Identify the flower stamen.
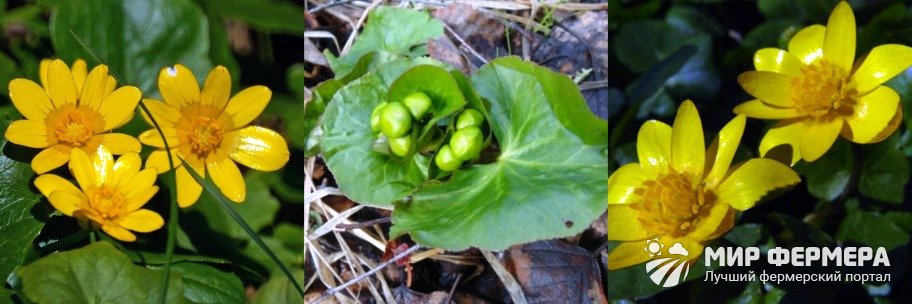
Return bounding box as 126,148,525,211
791,59,857,120
630,172,717,237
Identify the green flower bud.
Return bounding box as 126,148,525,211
435,145,462,172
449,126,483,161
402,91,432,119
455,108,484,129
370,102,388,133
379,102,412,138
388,136,413,157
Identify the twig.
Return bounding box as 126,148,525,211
481,250,528,304
314,244,422,303
307,0,359,14
336,217,392,230
442,22,488,64
444,273,462,304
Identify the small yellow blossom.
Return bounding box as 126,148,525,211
139,65,290,207
4,59,142,173
34,146,163,242
735,1,912,164
607,101,800,269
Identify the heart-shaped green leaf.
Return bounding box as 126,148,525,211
0,127,45,282
171,262,246,304
17,242,183,303
49,0,212,94
390,57,608,250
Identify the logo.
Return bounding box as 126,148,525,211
643,239,691,287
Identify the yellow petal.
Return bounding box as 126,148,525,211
851,44,912,94
707,208,736,240
759,119,805,166
68,147,98,189
798,118,842,162
670,100,705,180
32,146,70,174
158,64,200,108
138,127,180,149
99,86,141,130
754,48,803,76
123,186,158,213
636,120,671,178
80,64,109,110
717,158,799,210
226,126,289,171
733,99,800,119
71,59,87,92
737,71,795,107
102,225,136,242
108,152,141,187
822,1,855,72
140,99,180,127
843,86,901,144
34,174,81,201
120,209,164,233
46,59,78,106
5,119,50,148
789,25,825,64
121,169,159,200
8,79,54,121
607,205,649,241
176,166,204,207
207,157,246,203
689,202,732,240
225,86,271,128
607,241,653,270
705,115,745,188
201,66,231,109
607,163,647,205
104,76,116,96
92,145,114,185
146,149,182,173
38,59,50,90
47,190,86,216
100,133,141,154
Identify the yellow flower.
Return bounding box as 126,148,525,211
735,1,912,164
139,65,289,207
4,59,142,173
34,145,163,242
606,101,800,269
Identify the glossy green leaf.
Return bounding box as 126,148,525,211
858,135,910,204
250,271,304,304
0,124,45,282
797,140,853,201
321,58,444,206
724,224,764,247
203,0,303,34
17,242,183,304
50,0,212,94
324,6,443,76
241,236,299,276
171,262,246,304
390,57,608,250
837,200,910,250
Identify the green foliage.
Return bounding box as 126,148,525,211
170,262,246,304
323,6,443,77
249,270,304,304
17,242,184,303
837,200,911,250
797,140,854,201
202,0,302,34
858,135,910,204
0,130,44,282
49,0,212,94
390,57,608,250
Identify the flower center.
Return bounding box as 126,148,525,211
630,172,716,238
176,105,229,157
791,59,857,120
46,104,102,147
189,116,224,155
87,185,126,221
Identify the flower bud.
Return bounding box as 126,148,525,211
379,102,412,138
402,91,432,119
388,135,413,157
435,145,462,172
370,102,388,133
449,126,483,161
455,108,484,130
